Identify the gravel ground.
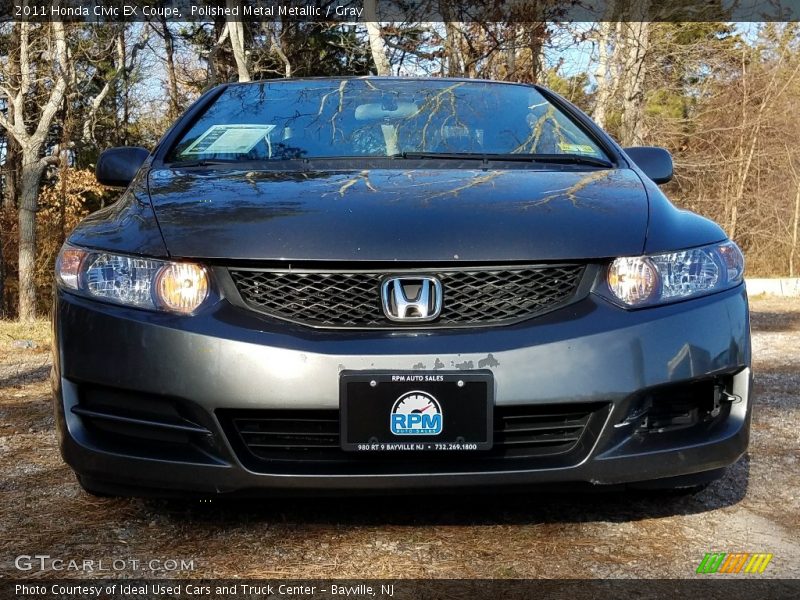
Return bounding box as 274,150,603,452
1,297,798,580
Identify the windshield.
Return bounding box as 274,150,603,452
166,79,609,163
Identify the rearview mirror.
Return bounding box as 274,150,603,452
354,101,418,121
96,147,149,187
623,146,673,184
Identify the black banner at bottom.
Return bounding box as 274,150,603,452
4,579,800,600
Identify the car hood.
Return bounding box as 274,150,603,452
146,167,648,262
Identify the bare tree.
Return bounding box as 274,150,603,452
728,37,800,239
592,21,615,129
0,20,70,321
650,22,800,274
205,21,230,88
81,24,149,144
618,19,651,146
0,211,5,316
264,22,292,78
3,134,20,210
788,151,800,277
2,25,21,211
226,0,251,82
152,17,181,120
589,1,651,144
364,0,391,75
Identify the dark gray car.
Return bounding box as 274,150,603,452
52,77,750,497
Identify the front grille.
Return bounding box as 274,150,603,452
218,403,609,474
229,265,585,328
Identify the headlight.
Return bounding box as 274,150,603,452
56,244,210,314
606,241,744,307
155,263,209,314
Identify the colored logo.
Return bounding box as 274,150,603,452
390,391,443,435
696,553,773,574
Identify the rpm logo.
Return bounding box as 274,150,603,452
390,391,443,435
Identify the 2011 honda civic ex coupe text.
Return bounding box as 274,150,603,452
52,77,751,497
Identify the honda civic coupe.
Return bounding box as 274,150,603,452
52,77,750,497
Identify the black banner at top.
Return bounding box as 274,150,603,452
4,0,800,23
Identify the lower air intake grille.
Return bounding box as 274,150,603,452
229,265,585,328
70,383,222,465
218,403,609,474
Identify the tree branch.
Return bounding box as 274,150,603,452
81,25,149,143
31,20,70,148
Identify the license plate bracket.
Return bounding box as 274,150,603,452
339,370,493,452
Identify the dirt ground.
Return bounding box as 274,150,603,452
1,296,798,580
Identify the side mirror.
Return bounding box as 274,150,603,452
96,147,149,187
623,146,673,184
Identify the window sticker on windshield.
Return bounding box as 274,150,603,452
182,124,275,155
558,142,597,155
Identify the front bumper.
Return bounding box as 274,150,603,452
52,285,752,495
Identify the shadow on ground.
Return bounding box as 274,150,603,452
139,456,749,527
750,309,800,332
0,364,50,388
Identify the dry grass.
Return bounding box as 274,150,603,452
0,319,50,344
0,319,51,358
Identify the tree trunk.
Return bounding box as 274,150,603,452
789,163,800,277
3,25,21,210
505,25,517,79
445,23,463,76
17,157,44,322
226,1,251,82
0,20,69,320
364,0,391,76
3,136,20,210
266,22,292,78
120,31,130,145
791,183,800,277
159,17,181,119
593,21,614,130
526,23,546,83
439,0,462,78
0,221,4,317
206,20,229,88
619,20,651,146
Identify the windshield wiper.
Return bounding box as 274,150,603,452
396,152,613,168
167,159,245,168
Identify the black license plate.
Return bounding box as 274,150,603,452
340,371,493,452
